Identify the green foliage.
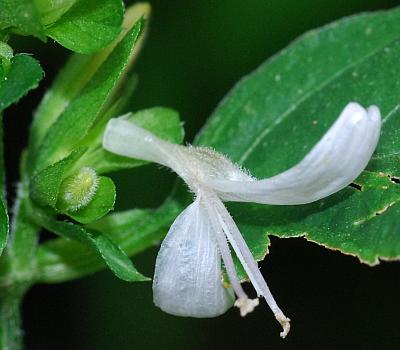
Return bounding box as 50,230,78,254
192,7,400,272
32,18,144,174
46,0,124,53
35,198,183,283
40,218,148,282
0,0,124,53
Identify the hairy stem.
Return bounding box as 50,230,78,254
0,283,29,350
0,181,41,349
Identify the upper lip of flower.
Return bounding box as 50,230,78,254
102,102,381,338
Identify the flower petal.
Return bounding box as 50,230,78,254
103,118,176,167
153,197,234,317
209,102,381,204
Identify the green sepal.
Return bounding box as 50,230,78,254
40,218,149,282
30,148,87,208
57,176,116,224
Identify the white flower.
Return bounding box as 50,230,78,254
102,102,381,338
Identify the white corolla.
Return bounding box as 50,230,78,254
102,102,381,338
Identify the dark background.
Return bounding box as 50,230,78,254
5,0,400,349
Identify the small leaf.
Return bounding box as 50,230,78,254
82,107,185,174
193,7,400,269
0,54,43,111
58,175,116,224
33,18,144,173
0,0,45,39
35,198,183,283
30,148,86,207
45,0,124,54
40,218,148,282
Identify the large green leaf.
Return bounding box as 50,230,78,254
33,18,144,173
35,198,183,283
45,0,124,54
192,7,400,270
39,218,149,282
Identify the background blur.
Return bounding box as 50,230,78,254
5,0,400,349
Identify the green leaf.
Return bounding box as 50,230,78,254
39,218,148,282
0,0,45,39
30,148,86,207
58,176,116,224
0,54,43,111
81,107,185,174
193,7,400,270
33,18,144,174
45,0,124,54
35,197,183,283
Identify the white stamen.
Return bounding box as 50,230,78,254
202,195,248,301
214,199,291,338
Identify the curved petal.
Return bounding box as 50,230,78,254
103,118,176,168
153,197,234,317
209,102,381,204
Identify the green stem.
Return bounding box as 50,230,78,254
0,283,28,350
0,181,41,350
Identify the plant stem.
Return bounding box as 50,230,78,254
0,283,28,350
0,181,40,350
